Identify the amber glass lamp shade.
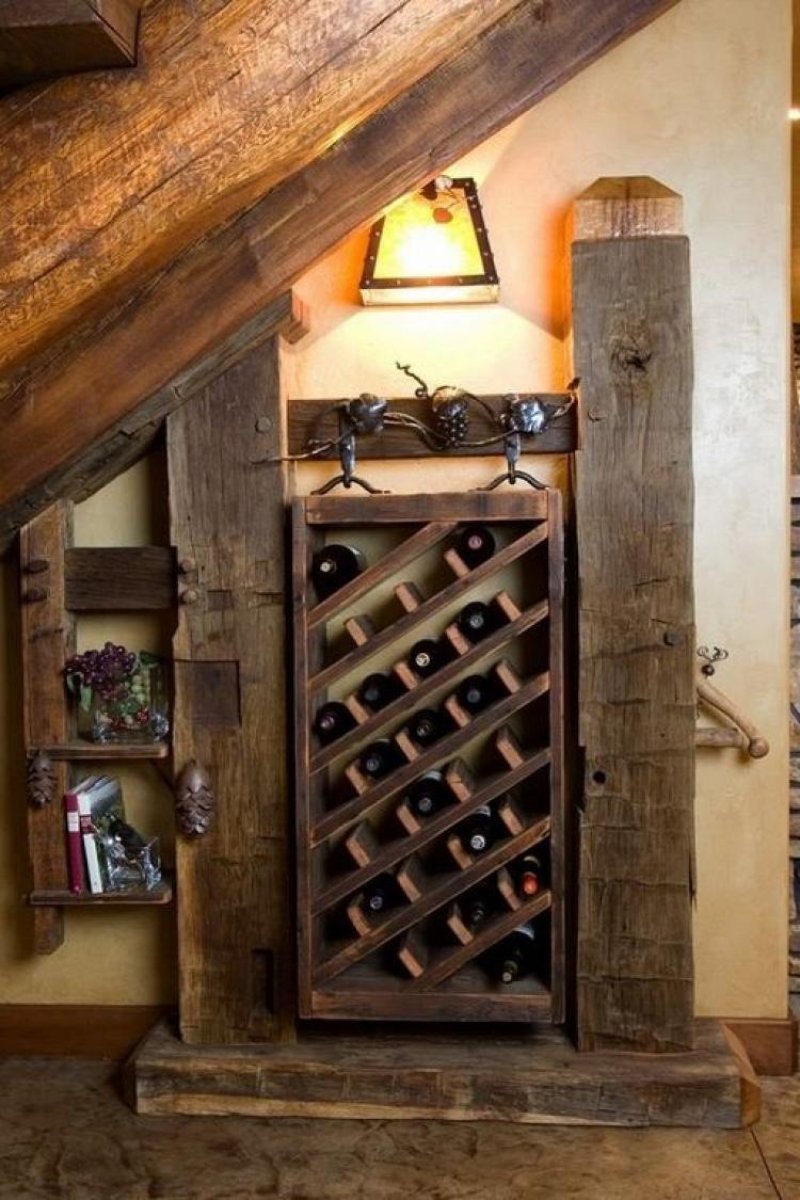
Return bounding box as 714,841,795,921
359,177,499,306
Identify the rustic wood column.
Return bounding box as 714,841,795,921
168,334,295,1045
572,178,695,1052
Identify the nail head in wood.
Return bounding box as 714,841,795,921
179,586,200,605
178,557,197,575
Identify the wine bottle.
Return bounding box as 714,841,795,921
358,671,402,712
358,738,401,780
408,707,451,747
463,885,495,929
456,601,495,644
458,803,495,854
454,524,496,568
311,543,366,599
407,637,452,678
498,923,537,984
361,872,401,915
406,771,449,818
512,852,544,898
455,673,493,714
312,700,357,745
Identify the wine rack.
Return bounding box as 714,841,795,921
292,491,564,1023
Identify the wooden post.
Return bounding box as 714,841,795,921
167,334,296,1045
572,178,695,1052
19,502,75,954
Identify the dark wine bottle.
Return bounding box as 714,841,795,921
463,885,495,929
456,601,495,644
454,524,496,568
455,672,493,714
408,707,451,747
358,738,401,780
358,671,402,712
312,700,357,745
407,637,451,678
512,852,544,899
361,872,401,915
311,543,366,599
406,771,449,818
458,803,495,854
498,923,537,984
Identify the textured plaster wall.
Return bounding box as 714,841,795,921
0,0,790,1014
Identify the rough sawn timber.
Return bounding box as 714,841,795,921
167,332,295,1045
0,0,140,90
129,1018,755,1127
571,178,695,1052
0,0,683,547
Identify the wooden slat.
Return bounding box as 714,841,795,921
0,0,682,544
309,524,548,695
310,599,549,773
313,749,551,914
288,394,577,458
65,546,176,610
315,813,553,984
308,522,457,629
29,876,172,906
168,335,295,1045
20,502,75,954
572,179,695,1053
33,742,169,761
411,890,552,991
312,671,551,846
305,493,549,525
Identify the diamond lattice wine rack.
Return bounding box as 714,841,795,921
292,491,564,1023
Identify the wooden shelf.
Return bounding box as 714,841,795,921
293,490,565,1024
29,875,174,907
34,741,170,761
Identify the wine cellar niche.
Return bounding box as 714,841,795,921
293,490,565,1023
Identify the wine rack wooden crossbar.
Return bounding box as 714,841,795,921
292,491,564,1024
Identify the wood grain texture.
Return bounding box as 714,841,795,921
65,546,176,610
0,0,682,545
0,0,139,89
724,1016,798,1077
572,187,695,1053
0,0,522,374
0,292,305,550
130,1018,750,1128
168,335,295,1045
19,502,75,954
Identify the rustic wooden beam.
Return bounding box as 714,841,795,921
0,0,523,377
19,501,75,954
572,177,696,1053
168,333,295,1045
0,0,682,547
287,394,577,458
0,292,307,548
0,0,140,89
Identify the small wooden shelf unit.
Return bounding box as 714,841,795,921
293,490,565,1024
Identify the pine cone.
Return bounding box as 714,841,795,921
175,760,215,838
27,751,55,808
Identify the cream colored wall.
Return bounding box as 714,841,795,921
289,0,792,1018
0,0,790,1016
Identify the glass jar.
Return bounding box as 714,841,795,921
90,659,169,744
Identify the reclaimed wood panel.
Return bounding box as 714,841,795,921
168,335,295,1045
65,546,176,610
0,0,682,547
572,180,695,1052
0,0,139,89
19,502,75,954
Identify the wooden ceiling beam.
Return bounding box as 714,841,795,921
0,1,140,89
0,0,682,548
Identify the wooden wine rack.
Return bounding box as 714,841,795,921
292,491,564,1023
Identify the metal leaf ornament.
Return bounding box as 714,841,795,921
347,394,387,435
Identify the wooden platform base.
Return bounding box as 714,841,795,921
128,1020,758,1128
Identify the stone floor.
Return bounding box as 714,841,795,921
0,1057,799,1200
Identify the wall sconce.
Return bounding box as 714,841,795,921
359,176,499,306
